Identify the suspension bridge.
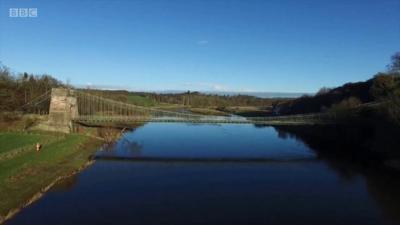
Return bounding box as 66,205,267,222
24,88,338,133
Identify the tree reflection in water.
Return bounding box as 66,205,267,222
120,138,143,157
272,125,400,225
50,176,79,193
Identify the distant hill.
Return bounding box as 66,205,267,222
81,89,290,108
275,73,399,115
156,90,309,99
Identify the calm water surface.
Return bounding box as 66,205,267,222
7,123,400,225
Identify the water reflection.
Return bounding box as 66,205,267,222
99,138,143,158
7,123,400,225
273,125,400,225
95,123,316,161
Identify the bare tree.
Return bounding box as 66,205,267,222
387,52,400,74
316,87,331,96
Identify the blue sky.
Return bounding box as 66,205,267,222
0,0,399,93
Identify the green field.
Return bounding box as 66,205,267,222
0,132,101,222
126,94,157,107
0,133,52,154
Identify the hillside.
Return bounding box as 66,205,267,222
81,89,291,108
275,73,400,115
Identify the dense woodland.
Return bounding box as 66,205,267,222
0,65,63,112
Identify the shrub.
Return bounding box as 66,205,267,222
0,112,21,122
385,94,400,125
97,127,122,143
22,116,38,130
370,73,397,100
329,97,361,120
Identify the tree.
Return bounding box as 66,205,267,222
387,52,400,73
316,87,331,96
0,64,63,112
387,95,400,124
337,97,361,108
370,73,396,100
328,97,362,120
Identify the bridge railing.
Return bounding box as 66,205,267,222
73,90,348,124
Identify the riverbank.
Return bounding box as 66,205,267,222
0,131,102,224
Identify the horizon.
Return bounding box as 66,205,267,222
74,84,311,98
1,0,399,93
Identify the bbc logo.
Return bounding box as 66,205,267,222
9,8,38,18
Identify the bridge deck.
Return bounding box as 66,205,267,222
73,114,335,125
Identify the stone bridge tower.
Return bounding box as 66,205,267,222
41,88,78,133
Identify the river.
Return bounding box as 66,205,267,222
6,123,400,225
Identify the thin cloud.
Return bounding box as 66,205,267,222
74,83,133,91
181,82,229,91
180,82,262,93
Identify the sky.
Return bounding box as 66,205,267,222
0,0,399,93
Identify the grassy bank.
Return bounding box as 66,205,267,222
0,131,102,223
221,106,273,117
153,105,272,117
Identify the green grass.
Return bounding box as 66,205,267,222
0,132,101,220
126,94,157,107
0,132,51,154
